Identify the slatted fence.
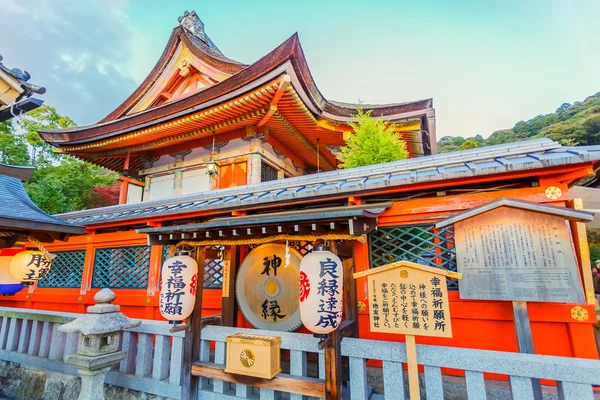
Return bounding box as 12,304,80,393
1,307,599,399
0,307,183,398
342,337,600,400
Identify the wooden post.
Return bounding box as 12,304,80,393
567,198,597,305
511,301,543,400
343,256,357,336
405,334,420,400
181,246,206,400
221,245,239,327
118,152,131,205
324,328,342,400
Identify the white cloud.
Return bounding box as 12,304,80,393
0,0,138,126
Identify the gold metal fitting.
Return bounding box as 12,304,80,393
357,301,366,313
545,186,562,200
570,306,588,322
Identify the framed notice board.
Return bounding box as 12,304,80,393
452,206,585,303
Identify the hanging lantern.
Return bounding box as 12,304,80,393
9,250,52,285
299,246,343,335
159,250,198,324
0,251,24,296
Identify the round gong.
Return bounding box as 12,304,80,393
236,243,303,331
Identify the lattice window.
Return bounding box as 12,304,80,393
368,225,458,289
261,162,279,182
92,246,151,289
162,246,223,289
38,250,86,288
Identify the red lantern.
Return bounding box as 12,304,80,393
159,250,198,324
299,246,343,335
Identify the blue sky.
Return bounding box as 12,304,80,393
1,0,599,138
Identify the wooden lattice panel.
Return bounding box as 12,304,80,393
92,246,151,289
38,250,86,288
368,225,458,289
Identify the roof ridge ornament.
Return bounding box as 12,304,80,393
178,10,206,42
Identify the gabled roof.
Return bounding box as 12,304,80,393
101,12,247,122
38,14,434,150
434,197,594,228
52,139,600,226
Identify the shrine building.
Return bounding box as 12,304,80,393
8,11,600,361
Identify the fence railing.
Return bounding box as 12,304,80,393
0,307,184,399
194,325,327,400
2,307,600,400
342,336,600,400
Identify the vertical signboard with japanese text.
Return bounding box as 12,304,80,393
362,263,454,338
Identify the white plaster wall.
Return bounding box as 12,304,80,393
149,174,174,200
182,167,210,195
126,184,143,204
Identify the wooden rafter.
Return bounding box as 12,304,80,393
256,75,290,129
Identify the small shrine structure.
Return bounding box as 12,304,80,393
2,11,599,374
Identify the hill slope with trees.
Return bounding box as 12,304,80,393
437,92,600,153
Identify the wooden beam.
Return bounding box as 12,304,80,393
221,245,239,327
191,362,326,398
343,256,358,336
256,75,290,129
326,241,343,400
568,198,596,305
265,135,307,170
118,152,131,205
181,246,206,400
324,329,342,400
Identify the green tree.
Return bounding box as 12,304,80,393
459,139,478,150
25,158,117,214
0,121,29,165
20,105,76,166
0,104,119,214
336,108,408,169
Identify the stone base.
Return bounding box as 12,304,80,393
0,361,174,400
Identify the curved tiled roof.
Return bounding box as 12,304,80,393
0,174,83,235
39,32,433,145
99,26,247,123
53,139,600,226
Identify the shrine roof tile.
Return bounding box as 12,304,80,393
0,175,84,236
53,139,600,226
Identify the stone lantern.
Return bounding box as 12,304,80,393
59,289,141,400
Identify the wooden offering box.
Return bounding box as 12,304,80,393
224,334,282,379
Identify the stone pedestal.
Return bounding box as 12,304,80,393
59,289,140,400
65,351,126,400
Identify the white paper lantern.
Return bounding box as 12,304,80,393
9,250,52,284
159,251,198,323
299,246,343,335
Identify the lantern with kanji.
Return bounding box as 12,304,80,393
159,250,198,324
0,251,24,295
299,246,343,335
9,250,52,285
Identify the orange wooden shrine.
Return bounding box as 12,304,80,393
2,11,599,363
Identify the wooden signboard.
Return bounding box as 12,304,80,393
222,260,231,298
453,207,584,303
358,262,455,338
354,261,461,400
